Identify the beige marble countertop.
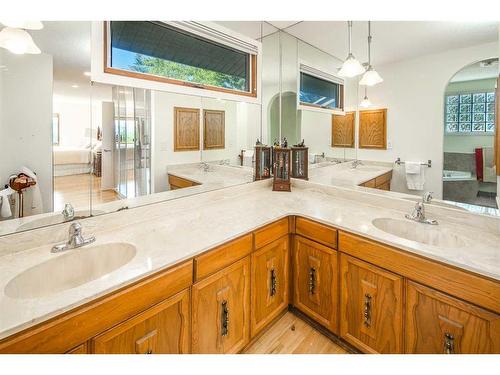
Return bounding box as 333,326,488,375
0,179,499,340
308,161,393,187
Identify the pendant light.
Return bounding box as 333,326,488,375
0,27,41,54
338,21,365,78
359,21,383,86
360,87,372,108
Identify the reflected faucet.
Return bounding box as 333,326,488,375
405,192,438,225
51,222,96,253
62,203,74,221
351,160,363,169
200,162,210,172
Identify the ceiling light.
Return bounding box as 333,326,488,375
360,21,383,86
360,87,372,108
71,84,79,88
0,21,43,30
83,71,91,77
338,21,365,78
0,27,41,54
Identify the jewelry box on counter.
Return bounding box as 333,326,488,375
291,140,308,180
272,147,291,192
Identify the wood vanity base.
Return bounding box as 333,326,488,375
1,215,498,354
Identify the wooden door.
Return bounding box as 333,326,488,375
203,109,225,149
332,111,355,147
359,108,387,149
251,235,290,337
92,289,190,354
293,236,338,333
406,281,500,354
340,254,403,353
192,257,250,353
174,107,200,151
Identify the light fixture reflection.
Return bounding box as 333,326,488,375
0,27,41,54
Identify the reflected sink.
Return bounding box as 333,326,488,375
16,210,105,232
372,218,467,248
5,243,136,299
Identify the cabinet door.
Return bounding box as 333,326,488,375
92,289,190,354
192,257,250,353
406,281,500,354
293,236,338,333
251,235,290,337
340,254,403,353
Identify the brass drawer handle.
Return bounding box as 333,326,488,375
444,333,455,354
363,293,372,327
221,300,229,337
270,268,277,297
309,267,316,295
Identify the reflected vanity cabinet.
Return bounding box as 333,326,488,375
291,146,308,180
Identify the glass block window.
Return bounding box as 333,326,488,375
445,91,495,133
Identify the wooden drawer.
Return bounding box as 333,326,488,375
295,217,337,248
338,231,500,314
0,261,193,353
375,171,392,187
194,234,253,281
253,218,289,249
66,343,88,354
92,289,190,354
168,174,200,189
360,178,376,188
406,281,500,354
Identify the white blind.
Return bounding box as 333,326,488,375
300,64,344,85
167,21,259,55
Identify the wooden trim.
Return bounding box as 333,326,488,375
0,261,193,353
253,218,289,249
174,107,200,152
103,22,257,98
338,231,500,314
295,216,338,249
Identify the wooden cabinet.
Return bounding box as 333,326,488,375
293,235,338,333
174,107,200,151
340,254,403,353
66,343,88,354
332,111,355,148
251,236,289,337
192,257,250,353
168,174,200,190
406,281,500,354
359,108,387,149
359,171,392,191
203,109,225,150
92,289,190,354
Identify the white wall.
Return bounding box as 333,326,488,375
0,50,53,214
355,42,498,198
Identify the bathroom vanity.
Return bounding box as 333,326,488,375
0,180,498,354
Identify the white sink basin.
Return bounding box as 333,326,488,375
372,218,467,248
16,210,105,232
5,243,136,299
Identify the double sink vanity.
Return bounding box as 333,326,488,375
0,174,498,354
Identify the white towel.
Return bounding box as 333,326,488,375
0,187,14,218
20,166,43,215
405,161,425,190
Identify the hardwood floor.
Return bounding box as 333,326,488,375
243,312,349,354
53,174,120,211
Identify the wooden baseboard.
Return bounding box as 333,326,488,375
289,306,361,354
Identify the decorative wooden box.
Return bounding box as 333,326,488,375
291,146,308,180
254,145,272,181
272,147,291,192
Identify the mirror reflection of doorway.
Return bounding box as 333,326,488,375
443,58,498,212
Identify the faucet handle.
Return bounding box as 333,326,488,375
423,191,434,203
68,222,82,236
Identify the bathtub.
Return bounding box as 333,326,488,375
442,170,474,181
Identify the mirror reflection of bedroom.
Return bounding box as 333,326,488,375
443,58,498,213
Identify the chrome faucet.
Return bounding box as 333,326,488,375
200,162,211,172
62,203,74,221
405,192,438,225
351,160,364,169
51,222,96,253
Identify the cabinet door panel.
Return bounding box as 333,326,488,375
192,257,250,353
92,289,190,354
406,281,500,354
251,236,289,337
293,236,338,333
340,254,403,353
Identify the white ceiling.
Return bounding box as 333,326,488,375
217,21,499,66
450,58,499,82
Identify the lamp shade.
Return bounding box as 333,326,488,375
0,21,43,30
338,53,365,78
359,66,383,86
360,96,372,108
0,27,41,54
